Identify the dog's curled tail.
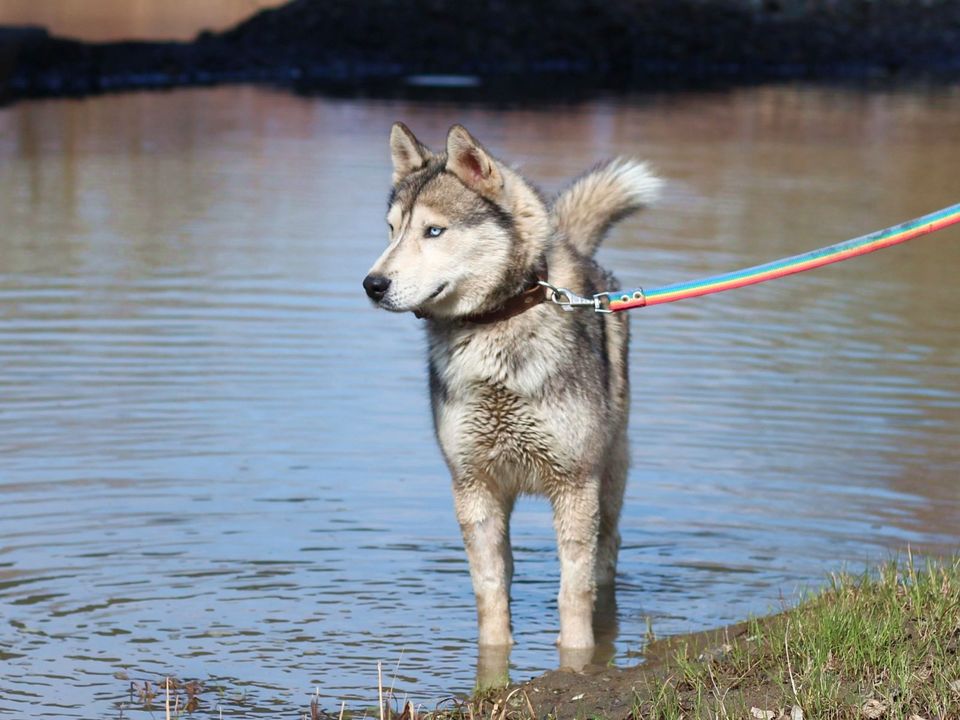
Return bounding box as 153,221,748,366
551,158,662,257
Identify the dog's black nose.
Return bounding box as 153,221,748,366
363,274,391,301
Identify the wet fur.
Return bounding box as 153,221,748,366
366,123,661,649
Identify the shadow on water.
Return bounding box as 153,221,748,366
0,84,958,716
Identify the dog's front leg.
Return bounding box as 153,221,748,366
551,478,600,649
454,478,515,646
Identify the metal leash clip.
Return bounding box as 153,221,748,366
538,281,612,313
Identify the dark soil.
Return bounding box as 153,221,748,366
3,0,960,105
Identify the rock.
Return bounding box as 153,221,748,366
698,643,733,662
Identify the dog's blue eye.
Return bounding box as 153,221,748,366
425,226,445,238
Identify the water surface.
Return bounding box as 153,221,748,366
1,86,958,718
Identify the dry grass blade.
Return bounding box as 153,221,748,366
523,690,536,720
378,661,384,720
498,687,522,720
784,621,799,704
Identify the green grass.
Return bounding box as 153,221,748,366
632,554,960,720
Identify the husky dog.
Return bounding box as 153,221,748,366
363,124,660,649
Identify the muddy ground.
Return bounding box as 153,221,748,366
491,620,769,720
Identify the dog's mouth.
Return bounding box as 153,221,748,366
426,282,448,300
411,283,449,319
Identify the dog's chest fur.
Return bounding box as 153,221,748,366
427,317,577,493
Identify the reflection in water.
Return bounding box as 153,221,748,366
476,645,511,691
477,587,619,688
0,86,958,717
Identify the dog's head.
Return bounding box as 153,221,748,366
363,123,548,320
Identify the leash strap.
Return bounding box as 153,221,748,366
552,202,960,313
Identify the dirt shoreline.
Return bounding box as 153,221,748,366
3,0,960,105
478,558,960,719
485,619,763,720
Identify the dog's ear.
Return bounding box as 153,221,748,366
390,122,432,183
445,125,503,199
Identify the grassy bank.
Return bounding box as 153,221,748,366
418,555,960,720
629,555,960,719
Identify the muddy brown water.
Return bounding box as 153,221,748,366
1,85,958,718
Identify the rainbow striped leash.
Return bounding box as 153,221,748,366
542,202,960,313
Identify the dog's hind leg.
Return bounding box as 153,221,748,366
551,478,600,648
596,432,628,588
454,477,515,646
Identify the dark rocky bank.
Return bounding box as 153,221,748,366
2,0,960,103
